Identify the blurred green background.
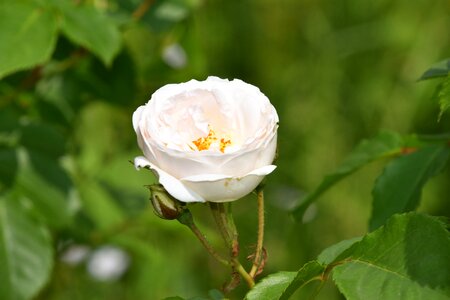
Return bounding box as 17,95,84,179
0,0,449,299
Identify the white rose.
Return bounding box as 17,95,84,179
133,76,278,203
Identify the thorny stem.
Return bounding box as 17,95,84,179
249,189,265,278
177,209,230,267
209,202,255,288
187,222,230,267
209,203,233,247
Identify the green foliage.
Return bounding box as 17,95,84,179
247,213,450,300
419,59,450,119
0,0,58,79
437,75,450,119
419,59,450,81
370,145,450,230
54,0,122,65
332,213,450,300
245,272,296,300
292,131,408,221
0,0,122,78
0,196,53,300
280,261,325,300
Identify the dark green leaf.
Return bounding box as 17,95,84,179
86,51,136,106
418,59,450,81
0,148,17,191
333,213,450,299
54,0,121,65
14,149,75,228
0,0,58,78
437,75,450,120
369,145,450,230
280,261,325,300
19,123,66,159
0,196,53,300
292,131,406,221
245,271,296,300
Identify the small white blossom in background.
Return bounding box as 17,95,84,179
60,245,90,266
87,246,130,282
162,43,187,69
133,77,279,203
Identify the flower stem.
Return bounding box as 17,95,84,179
249,189,265,278
232,258,255,288
177,209,230,266
209,203,233,247
209,202,255,288
188,222,230,267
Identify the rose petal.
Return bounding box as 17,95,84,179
180,165,276,202
132,106,145,132
181,165,276,182
134,156,205,203
181,173,267,203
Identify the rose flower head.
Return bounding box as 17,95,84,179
133,76,278,203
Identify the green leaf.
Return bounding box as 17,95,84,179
418,59,450,81
333,213,450,299
317,237,362,265
280,261,325,300
54,0,121,65
0,196,53,300
245,272,296,300
0,148,18,192
0,0,58,78
369,145,450,230
292,131,406,221
437,75,450,119
78,181,125,230
19,123,66,159
14,149,76,228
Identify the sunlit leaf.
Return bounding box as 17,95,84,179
437,75,450,120
317,237,362,265
370,145,450,230
333,213,450,299
245,272,296,300
0,196,53,300
292,131,406,221
54,0,121,65
0,0,58,78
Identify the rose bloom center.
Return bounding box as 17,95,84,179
191,126,232,153
157,89,244,154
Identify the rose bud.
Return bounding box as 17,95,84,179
147,184,184,220
133,77,278,203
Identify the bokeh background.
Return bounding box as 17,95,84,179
1,0,449,299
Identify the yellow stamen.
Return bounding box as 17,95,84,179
192,127,231,153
